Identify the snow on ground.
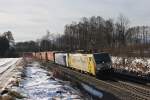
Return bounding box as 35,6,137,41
19,62,83,100
112,57,150,75
0,58,21,74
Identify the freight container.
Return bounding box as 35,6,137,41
36,52,42,60
47,51,54,61
32,52,36,57
41,52,47,60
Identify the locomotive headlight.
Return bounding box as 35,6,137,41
97,67,100,70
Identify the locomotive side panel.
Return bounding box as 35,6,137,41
68,54,96,75
54,53,68,66
87,56,96,75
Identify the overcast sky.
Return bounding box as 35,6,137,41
0,0,150,42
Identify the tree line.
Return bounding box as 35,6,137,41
16,14,150,57
53,14,150,56
0,31,17,57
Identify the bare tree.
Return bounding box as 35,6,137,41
115,14,130,47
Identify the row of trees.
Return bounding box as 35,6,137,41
16,14,150,57
53,15,150,56
0,31,17,57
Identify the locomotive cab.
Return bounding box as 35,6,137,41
93,53,112,73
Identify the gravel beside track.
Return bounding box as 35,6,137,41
46,62,150,100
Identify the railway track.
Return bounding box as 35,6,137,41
0,61,13,74
45,62,150,100
111,70,150,84
101,72,150,99
0,58,21,91
85,73,150,100
106,80,150,99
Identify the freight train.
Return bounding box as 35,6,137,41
25,51,112,76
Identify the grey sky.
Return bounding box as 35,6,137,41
0,0,150,42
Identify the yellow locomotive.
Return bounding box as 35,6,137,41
68,53,112,75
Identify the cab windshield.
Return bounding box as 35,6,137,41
93,53,111,64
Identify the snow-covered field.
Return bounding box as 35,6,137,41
19,62,83,100
0,58,21,74
112,57,150,75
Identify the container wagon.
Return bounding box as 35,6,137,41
35,52,42,60
32,52,36,57
47,51,54,61
41,52,47,60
